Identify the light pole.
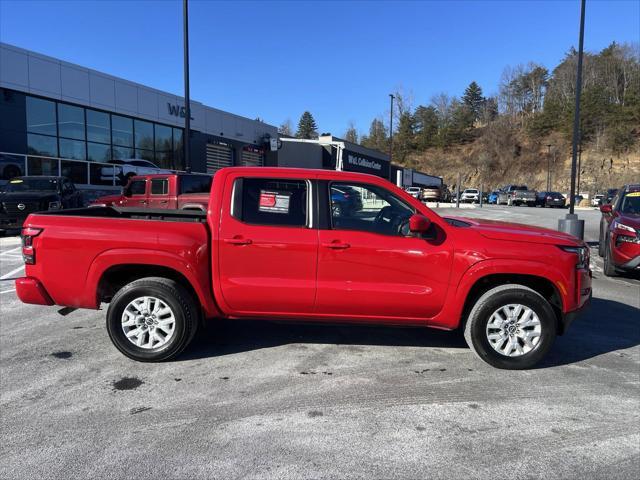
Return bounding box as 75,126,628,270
558,0,586,239
546,144,553,192
388,94,395,164
183,0,192,172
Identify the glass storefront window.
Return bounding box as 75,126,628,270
173,128,184,170
112,115,133,147
26,97,57,136
27,157,59,176
60,160,88,184
87,110,111,144
112,146,134,160
58,104,85,140
0,154,26,180
87,142,111,162
135,149,154,162
59,138,86,160
27,133,58,157
155,124,172,151
155,151,173,169
135,120,154,150
89,162,116,186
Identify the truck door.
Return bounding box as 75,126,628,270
315,181,452,320
121,178,148,208
147,177,175,209
218,175,318,315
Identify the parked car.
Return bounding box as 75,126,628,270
0,176,82,232
16,167,591,369
90,174,212,211
100,159,172,185
535,191,566,208
460,188,479,203
331,185,363,216
421,185,445,202
497,185,537,207
598,184,640,276
488,191,500,204
591,194,605,207
405,186,422,199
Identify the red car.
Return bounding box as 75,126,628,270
16,167,591,369
598,184,640,276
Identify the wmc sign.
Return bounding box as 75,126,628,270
167,103,194,120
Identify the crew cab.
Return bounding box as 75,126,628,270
90,173,212,211
1,176,82,232
16,167,591,369
598,184,640,276
497,185,537,207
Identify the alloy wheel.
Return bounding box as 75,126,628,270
486,303,542,357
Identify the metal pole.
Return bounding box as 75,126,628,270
479,183,483,208
456,172,461,208
568,0,585,215
388,94,394,164
546,144,553,192
558,0,586,239
577,146,582,198
183,0,192,172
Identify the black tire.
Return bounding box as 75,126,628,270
463,285,557,369
106,277,199,362
603,240,617,277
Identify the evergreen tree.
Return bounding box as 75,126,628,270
360,118,388,153
296,111,318,139
394,111,416,161
462,81,484,122
414,105,439,149
344,122,358,143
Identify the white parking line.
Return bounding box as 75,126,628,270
0,265,24,280
1,288,16,294
0,246,21,256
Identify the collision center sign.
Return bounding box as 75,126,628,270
341,149,390,178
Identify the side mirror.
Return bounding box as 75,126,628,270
600,204,612,214
409,214,431,233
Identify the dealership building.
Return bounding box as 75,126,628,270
0,42,439,194
0,42,278,189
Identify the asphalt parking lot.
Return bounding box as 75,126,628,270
1,206,638,480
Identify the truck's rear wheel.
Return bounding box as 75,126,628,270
463,285,556,369
106,277,199,362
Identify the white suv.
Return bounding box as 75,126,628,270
460,188,480,203
405,187,422,199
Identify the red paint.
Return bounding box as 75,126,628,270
18,167,591,332
15,277,54,306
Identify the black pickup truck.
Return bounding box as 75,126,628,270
0,176,83,232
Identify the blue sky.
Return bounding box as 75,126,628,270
1,0,638,137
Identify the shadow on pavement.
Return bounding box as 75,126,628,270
181,297,639,367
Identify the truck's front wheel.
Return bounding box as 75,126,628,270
106,277,199,362
463,285,557,369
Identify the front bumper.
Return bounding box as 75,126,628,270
0,215,26,230
560,291,591,335
15,277,54,306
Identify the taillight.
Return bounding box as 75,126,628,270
21,227,43,265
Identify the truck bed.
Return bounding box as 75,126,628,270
35,206,207,223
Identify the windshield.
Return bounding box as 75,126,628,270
620,193,640,214
3,178,59,192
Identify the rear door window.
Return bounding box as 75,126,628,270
233,178,308,227
151,178,169,195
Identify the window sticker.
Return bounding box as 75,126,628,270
626,192,640,197
259,190,291,214
9,179,23,184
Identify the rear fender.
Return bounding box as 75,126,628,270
85,249,220,318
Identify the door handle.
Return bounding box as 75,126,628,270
224,237,252,246
159,200,168,204
322,241,351,249
139,200,147,204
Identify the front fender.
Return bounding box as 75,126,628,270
84,248,220,318
431,258,570,330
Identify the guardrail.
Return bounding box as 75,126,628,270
0,152,183,189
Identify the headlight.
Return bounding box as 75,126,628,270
560,245,589,269
612,220,637,236
48,201,62,210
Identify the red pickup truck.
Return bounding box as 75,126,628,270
16,167,591,369
90,173,212,211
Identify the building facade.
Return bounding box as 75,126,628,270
0,43,277,188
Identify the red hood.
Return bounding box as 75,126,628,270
616,213,640,230
446,216,582,246
90,194,124,206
